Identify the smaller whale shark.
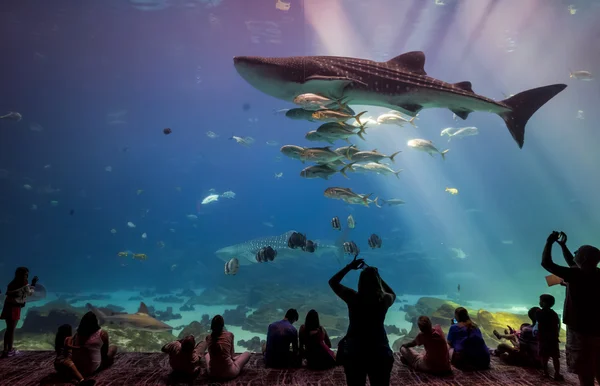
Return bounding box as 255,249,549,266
86,302,172,332
233,51,567,148
215,230,343,266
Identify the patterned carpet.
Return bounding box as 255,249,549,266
0,351,580,386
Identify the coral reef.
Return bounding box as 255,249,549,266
103,304,125,313
154,307,182,322
176,289,196,297
179,304,195,312
128,296,143,301
66,294,111,304
177,321,210,340
238,336,265,352
223,305,249,326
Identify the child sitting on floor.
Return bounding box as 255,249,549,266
400,315,451,374
161,335,206,377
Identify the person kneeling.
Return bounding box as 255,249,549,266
400,316,451,375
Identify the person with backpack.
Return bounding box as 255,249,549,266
447,307,490,370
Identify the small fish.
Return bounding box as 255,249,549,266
347,215,355,229
224,257,240,275
201,194,219,205
266,140,279,146
132,253,148,261
50,200,58,207
280,145,306,161
221,191,236,199
343,241,360,256
170,264,177,271
331,216,341,230
256,246,277,263
334,145,360,159
23,184,32,190
230,136,253,147
407,139,449,160
569,70,593,81
440,127,459,137
368,234,382,249
447,126,478,142
312,110,366,125
324,187,380,208
300,164,339,180
31,204,38,210
0,111,22,121
186,214,198,220
292,93,347,111
376,112,416,127
127,222,136,228
458,284,461,293
316,121,367,142
274,172,283,179
141,232,147,239
380,198,405,206
341,162,403,179
445,187,458,195
206,131,219,139
156,241,165,248
105,166,112,172
300,146,345,164
285,108,316,121
450,248,467,259
110,228,117,234
576,110,584,120
117,251,129,257
349,150,401,164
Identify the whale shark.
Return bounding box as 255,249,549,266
215,230,343,266
233,51,567,148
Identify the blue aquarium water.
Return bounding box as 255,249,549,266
0,0,598,352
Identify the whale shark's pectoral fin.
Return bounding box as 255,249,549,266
450,108,472,120
386,51,428,76
303,75,367,97
394,103,423,117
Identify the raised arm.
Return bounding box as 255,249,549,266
380,276,396,306
329,265,356,303
542,232,572,280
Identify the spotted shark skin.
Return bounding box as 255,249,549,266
215,230,342,265
233,51,567,148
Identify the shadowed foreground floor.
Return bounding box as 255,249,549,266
0,351,580,386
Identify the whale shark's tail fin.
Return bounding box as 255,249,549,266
499,84,567,149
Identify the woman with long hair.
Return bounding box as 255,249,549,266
329,259,396,386
204,315,250,380
71,311,118,376
299,309,337,370
447,307,490,370
1,267,38,358
54,324,96,385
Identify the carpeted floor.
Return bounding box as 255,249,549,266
0,351,580,386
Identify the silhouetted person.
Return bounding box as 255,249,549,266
54,324,96,385
447,307,490,370
262,308,300,368
1,267,38,357
536,294,563,380
205,315,251,380
542,231,600,386
329,259,396,386
493,307,540,367
161,335,205,378
400,315,451,374
299,309,337,370
72,311,118,376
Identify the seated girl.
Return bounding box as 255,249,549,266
299,309,337,370
204,315,251,380
447,307,490,370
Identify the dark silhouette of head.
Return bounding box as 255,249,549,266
211,315,225,339
528,306,541,323
574,245,600,271
78,311,101,341
181,335,196,353
539,294,555,310
455,307,477,330
285,308,299,324
55,324,72,352
304,309,320,332
357,266,383,299
10,267,29,288
417,315,433,333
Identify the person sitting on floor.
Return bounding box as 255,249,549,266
493,307,540,367
262,308,300,368
447,307,490,370
54,324,96,386
535,294,564,381
204,315,250,380
400,315,451,375
71,311,118,377
299,309,337,370
161,335,206,378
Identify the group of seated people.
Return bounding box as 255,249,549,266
3,230,600,386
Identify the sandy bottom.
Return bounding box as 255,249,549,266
19,290,543,352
